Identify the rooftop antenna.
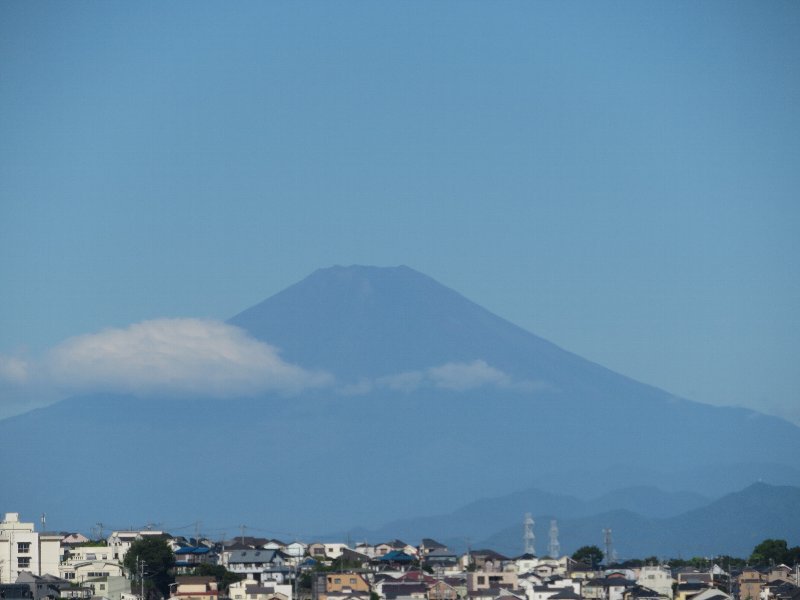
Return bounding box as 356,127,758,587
603,528,613,566
40,513,46,532
523,513,536,555
548,520,560,558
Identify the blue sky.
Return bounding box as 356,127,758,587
1,2,798,423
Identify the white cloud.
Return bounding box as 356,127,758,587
428,360,510,391
339,359,545,395
46,318,332,397
0,355,29,384
339,378,374,396
376,370,426,392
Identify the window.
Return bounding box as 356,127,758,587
65,573,76,580
477,577,485,585
334,579,341,584
350,579,357,585
18,557,31,568
18,542,31,554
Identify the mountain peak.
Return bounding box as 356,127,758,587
229,264,565,380
301,264,439,301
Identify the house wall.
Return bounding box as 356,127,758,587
83,575,130,600
637,567,673,599
38,536,60,578
467,571,518,592
739,570,765,600
325,573,370,593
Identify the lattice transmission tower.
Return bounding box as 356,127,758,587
548,520,560,558
523,513,536,555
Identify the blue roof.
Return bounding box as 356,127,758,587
380,551,414,562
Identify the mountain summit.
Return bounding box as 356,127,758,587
2,265,799,540
230,265,624,389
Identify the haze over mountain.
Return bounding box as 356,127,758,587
2,265,799,553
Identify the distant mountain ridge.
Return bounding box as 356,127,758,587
476,482,800,558
341,485,711,549
2,265,799,551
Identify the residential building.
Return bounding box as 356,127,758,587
228,578,292,600
58,558,124,583
174,547,217,573
467,570,518,593
686,589,731,600
14,573,71,600
224,549,291,584
636,567,673,600
0,583,35,600
383,583,427,600
81,575,131,600
307,544,349,560
427,580,459,600
583,575,636,600
168,576,220,600
0,513,61,582
107,531,165,563
313,572,371,600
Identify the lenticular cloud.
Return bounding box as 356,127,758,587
47,318,332,397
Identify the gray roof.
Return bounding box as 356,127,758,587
228,549,282,564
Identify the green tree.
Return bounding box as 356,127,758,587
123,536,175,598
572,545,604,567
749,539,789,566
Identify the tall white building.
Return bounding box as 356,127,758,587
0,512,61,582
637,565,674,599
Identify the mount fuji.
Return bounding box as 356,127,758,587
2,265,799,546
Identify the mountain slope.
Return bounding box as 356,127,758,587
2,265,799,543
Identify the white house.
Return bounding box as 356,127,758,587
224,550,291,584
107,531,165,563
229,578,292,600
636,567,673,600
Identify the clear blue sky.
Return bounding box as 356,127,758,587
1,1,798,423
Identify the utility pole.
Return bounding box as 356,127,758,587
602,529,613,566
138,557,147,600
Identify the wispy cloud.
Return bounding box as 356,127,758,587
340,359,546,395
427,360,510,391
0,355,29,385
45,318,332,397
